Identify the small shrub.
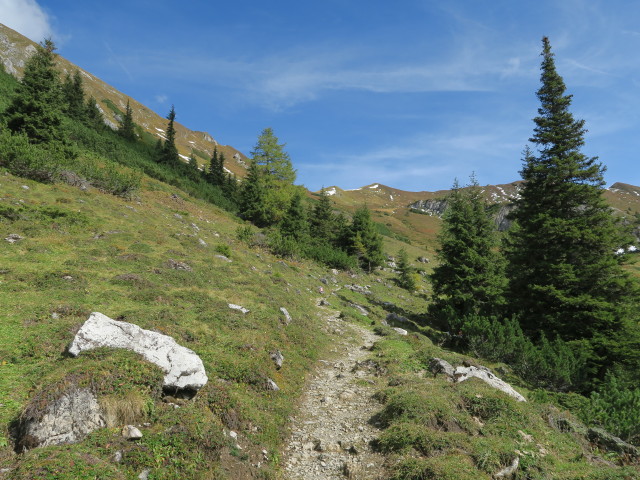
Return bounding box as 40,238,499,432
214,244,232,258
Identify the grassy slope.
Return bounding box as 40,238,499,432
0,170,637,479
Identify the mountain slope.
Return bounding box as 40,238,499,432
0,23,249,176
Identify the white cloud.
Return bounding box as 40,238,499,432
0,0,53,42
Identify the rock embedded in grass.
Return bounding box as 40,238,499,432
68,312,208,392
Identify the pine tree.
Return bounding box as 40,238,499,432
310,187,337,243
84,96,104,130
62,69,86,120
118,99,136,141
239,160,271,227
397,248,417,291
4,38,64,144
429,177,506,322
504,37,639,349
157,105,179,165
208,147,225,186
279,189,309,243
348,205,384,271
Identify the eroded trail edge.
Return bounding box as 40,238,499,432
281,305,386,480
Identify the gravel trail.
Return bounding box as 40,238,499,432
281,304,386,480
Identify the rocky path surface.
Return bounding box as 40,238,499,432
281,304,387,480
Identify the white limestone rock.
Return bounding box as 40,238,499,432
68,312,208,392
454,366,526,402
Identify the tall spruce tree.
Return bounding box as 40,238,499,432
504,38,639,359
348,205,384,272
157,105,179,165
310,187,337,243
429,177,506,323
279,189,309,243
62,69,86,120
4,39,64,144
208,146,225,186
118,99,136,141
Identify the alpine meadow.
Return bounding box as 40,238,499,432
0,20,639,480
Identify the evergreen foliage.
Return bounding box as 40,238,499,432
62,69,86,121
503,38,640,374
348,205,384,271
4,39,65,145
279,189,309,243
397,248,417,291
84,96,104,130
310,187,338,243
458,315,587,392
240,128,297,226
157,105,179,165
582,372,640,443
118,99,136,141
207,146,226,186
429,177,506,324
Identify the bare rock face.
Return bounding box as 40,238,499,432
16,388,105,450
454,366,526,402
68,312,208,392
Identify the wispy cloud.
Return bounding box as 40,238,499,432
0,0,53,42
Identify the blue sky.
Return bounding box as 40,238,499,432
2,0,640,191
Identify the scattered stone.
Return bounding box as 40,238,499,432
331,269,339,276
280,307,292,325
229,430,238,439
16,387,105,450
345,284,371,295
417,256,429,263
392,327,408,336
494,457,519,478
166,259,192,271
62,275,73,281
454,366,526,402
122,425,143,440
229,304,249,314
198,238,207,247
270,350,284,369
5,233,24,243
51,312,60,320
386,312,409,324
429,357,455,379
21,185,29,190
214,254,231,262
138,469,151,480
350,304,368,316
113,450,123,462
68,312,208,392
588,427,640,458
265,378,280,391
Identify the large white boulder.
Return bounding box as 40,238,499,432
454,366,526,402
69,312,208,392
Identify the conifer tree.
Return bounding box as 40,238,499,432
62,69,86,120
4,39,64,144
208,146,225,186
240,127,297,226
118,99,136,141
397,247,417,291
429,177,506,322
504,37,639,350
310,187,337,243
348,205,384,271
279,189,309,242
84,96,104,130
157,105,179,165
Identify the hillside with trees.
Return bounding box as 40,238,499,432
0,32,639,480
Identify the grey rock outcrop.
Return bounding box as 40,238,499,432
122,424,143,440
429,358,455,378
280,307,292,325
409,198,448,217
270,350,284,369
229,303,250,314
68,312,208,392
454,365,526,402
17,388,105,450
